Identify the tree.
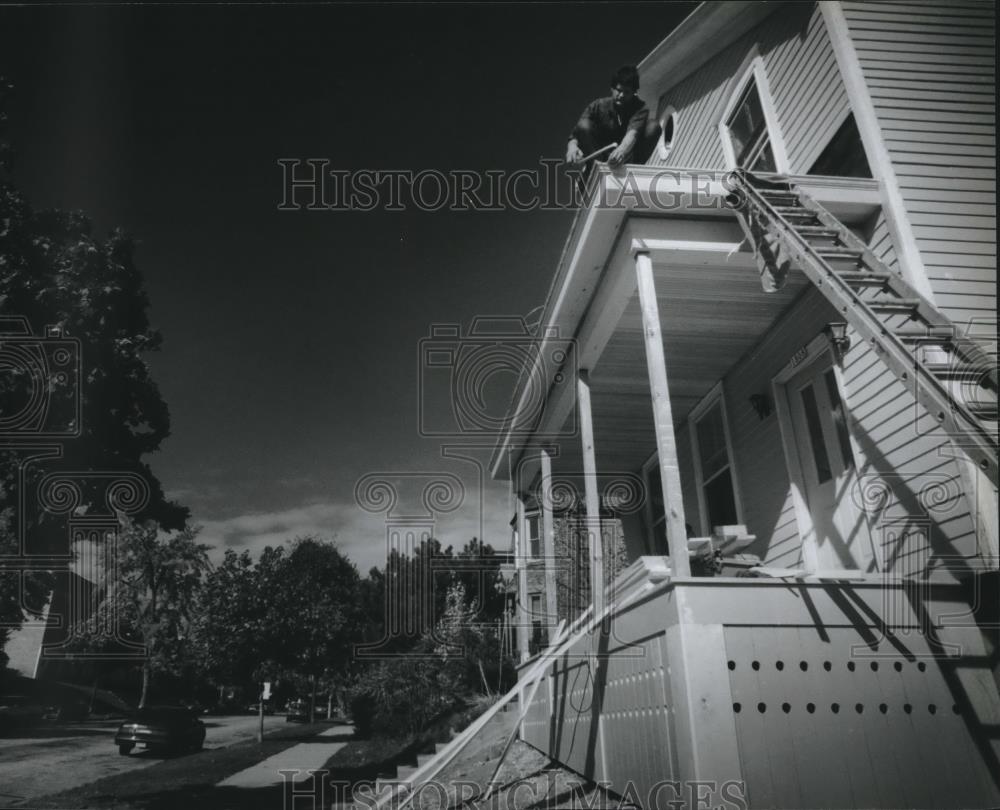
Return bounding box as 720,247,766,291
74,518,210,706
192,536,364,722
362,536,508,656
1,77,188,662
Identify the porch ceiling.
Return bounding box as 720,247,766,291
562,259,810,476
492,168,881,483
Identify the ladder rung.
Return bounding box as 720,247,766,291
816,247,863,256
797,226,841,235
869,297,921,311
896,327,955,344
815,252,863,265
838,271,891,286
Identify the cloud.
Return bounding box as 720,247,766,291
193,492,512,575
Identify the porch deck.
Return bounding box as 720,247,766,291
518,558,1000,809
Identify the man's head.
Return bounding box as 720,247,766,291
610,65,640,107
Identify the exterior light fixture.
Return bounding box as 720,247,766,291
824,322,851,362
748,393,771,420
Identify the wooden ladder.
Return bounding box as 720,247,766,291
730,170,998,487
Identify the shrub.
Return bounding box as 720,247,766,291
348,691,377,738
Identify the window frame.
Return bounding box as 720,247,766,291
688,382,744,535
717,56,790,174
525,510,541,558
656,103,678,162
641,451,668,554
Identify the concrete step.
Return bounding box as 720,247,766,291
396,765,419,781
374,778,410,794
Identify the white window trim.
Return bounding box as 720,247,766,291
656,104,678,162
688,382,744,535
717,55,790,173
525,510,541,558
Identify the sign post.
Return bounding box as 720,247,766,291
258,682,271,743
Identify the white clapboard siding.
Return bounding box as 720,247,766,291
839,332,982,574
721,289,845,568
869,209,900,272
842,0,996,327
646,2,850,175
718,264,982,575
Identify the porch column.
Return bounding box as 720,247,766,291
577,370,605,618
539,446,560,639
634,249,690,577
514,481,531,664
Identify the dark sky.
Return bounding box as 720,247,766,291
0,1,695,572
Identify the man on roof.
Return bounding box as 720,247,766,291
565,65,660,169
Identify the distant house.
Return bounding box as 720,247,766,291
493,2,998,807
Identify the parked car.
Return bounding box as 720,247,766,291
245,701,274,715
115,706,206,755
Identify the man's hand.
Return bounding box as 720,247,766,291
609,130,637,167
565,139,583,164
607,145,628,167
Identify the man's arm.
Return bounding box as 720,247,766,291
567,101,599,163
608,103,649,166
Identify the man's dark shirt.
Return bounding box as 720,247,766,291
571,95,649,151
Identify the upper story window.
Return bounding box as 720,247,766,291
719,56,788,174
726,79,776,172
808,113,872,178
690,387,741,533
526,512,541,558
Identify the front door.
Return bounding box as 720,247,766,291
785,354,876,572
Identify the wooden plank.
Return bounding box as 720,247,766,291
752,630,805,807
515,489,531,664
635,251,689,576
725,629,773,807
540,448,559,640
787,627,855,806
577,371,605,616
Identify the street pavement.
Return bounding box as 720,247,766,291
0,713,286,806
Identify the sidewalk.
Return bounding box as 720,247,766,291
216,724,354,788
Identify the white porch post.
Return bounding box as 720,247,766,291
514,480,531,664
540,447,560,640
635,249,691,577
577,370,605,618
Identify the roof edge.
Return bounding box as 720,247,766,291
639,1,788,94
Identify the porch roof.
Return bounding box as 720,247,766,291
490,166,880,482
